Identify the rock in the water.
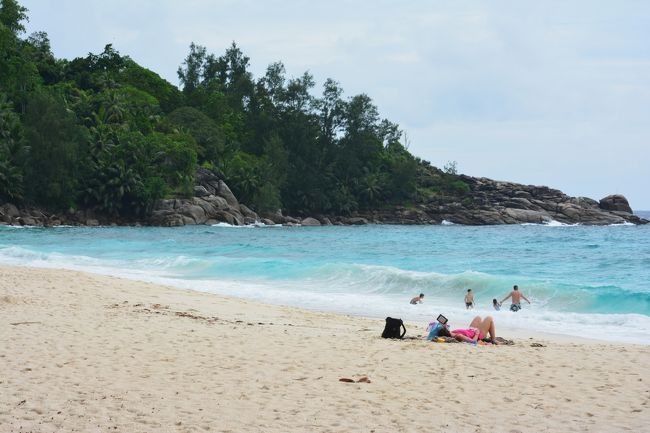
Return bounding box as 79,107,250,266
599,195,633,213
1,203,20,218
18,216,38,226
239,204,258,220
301,217,321,226
503,208,549,224
184,205,207,224
284,216,301,224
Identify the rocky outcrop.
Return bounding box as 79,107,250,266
0,203,119,227
300,217,321,226
1,169,647,227
148,167,260,227
344,177,647,226
599,194,633,213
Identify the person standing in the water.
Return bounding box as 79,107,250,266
464,289,474,309
500,285,530,312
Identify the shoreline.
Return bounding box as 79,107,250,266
2,259,648,346
0,250,650,347
1,215,649,229
2,265,649,432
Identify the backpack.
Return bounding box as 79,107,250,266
381,317,406,339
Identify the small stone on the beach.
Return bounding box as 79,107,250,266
339,378,355,383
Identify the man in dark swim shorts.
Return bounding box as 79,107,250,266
464,288,474,309
501,285,530,312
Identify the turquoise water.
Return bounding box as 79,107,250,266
1,222,649,343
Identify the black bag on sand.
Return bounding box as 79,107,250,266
381,317,406,339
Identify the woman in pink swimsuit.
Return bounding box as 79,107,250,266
448,316,498,344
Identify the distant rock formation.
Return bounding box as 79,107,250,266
598,194,633,213
1,169,647,227
345,177,647,226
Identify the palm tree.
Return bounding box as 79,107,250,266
359,172,383,204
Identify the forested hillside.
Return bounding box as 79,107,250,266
1,0,471,221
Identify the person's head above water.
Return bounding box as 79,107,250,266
513,285,519,291
419,293,424,298
467,288,471,293
493,298,498,305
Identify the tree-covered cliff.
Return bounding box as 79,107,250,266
2,0,460,219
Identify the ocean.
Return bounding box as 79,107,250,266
1,220,649,344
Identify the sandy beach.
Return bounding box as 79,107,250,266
1,265,648,432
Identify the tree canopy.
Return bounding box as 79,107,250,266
0,0,466,218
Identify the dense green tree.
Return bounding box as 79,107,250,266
82,130,196,216
177,42,206,95
164,106,226,164
0,0,27,35
0,92,25,201
0,0,463,221
23,90,89,208
64,44,126,91
0,1,39,113
121,60,182,113
25,31,62,85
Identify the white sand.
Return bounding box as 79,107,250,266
1,266,648,432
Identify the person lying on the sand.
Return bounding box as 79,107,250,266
438,316,499,344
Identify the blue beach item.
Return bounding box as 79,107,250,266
426,322,443,340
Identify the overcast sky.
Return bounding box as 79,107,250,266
20,0,650,209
